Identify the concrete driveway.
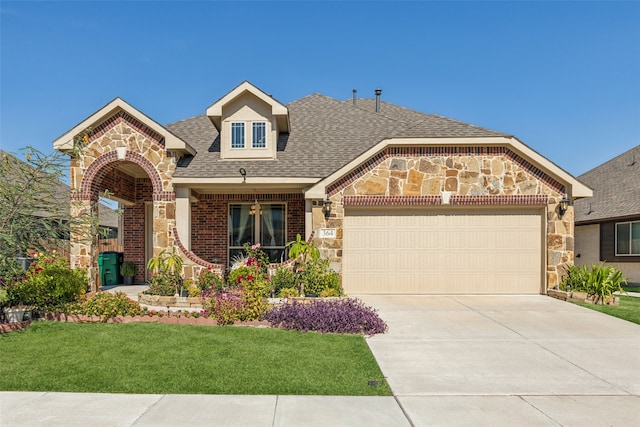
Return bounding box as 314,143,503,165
360,295,640,426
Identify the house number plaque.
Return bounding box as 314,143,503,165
319,228,336,239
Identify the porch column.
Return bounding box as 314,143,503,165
175,187,191,250
305,199,313,239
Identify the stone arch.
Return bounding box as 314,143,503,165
78,150,169,201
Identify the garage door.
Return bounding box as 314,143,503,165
342,207,543,294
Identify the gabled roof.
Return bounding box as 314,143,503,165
53,98,195,155
574,145,640,224
169,93,508,180
206,81,290,132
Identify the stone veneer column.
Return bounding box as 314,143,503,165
70,198,99,291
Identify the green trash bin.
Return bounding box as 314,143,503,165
98,251,124,287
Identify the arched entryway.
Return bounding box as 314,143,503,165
71,150,176,291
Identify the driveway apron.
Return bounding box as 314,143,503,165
359,295,640,426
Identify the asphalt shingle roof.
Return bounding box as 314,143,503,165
168,93,509,179
574,145,640,224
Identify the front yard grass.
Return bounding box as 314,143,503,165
573,295,640,325
0,322,391,396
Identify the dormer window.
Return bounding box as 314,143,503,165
231,122,245,148
208,82,289,160
252,122,266,148
230,121,268,151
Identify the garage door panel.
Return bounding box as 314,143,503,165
343,208,542,294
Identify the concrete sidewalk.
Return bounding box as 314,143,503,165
0,393,408,426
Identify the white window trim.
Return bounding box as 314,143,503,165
252,122,267,149
615,220,640,256
231,122,245,149
230,121,268,150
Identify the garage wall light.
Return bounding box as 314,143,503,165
322,197,333,218
558,196,570,217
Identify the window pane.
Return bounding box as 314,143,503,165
632,222,640,255
231,123,245,148
616,223,630,255
252,122,266,148
261,204,286,247
229,204,253,247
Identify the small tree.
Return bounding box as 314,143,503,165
0,147,71,268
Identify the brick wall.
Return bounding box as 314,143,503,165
191,193,305,266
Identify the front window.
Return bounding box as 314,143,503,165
252,122,266,148
229,202,286,264
231,122,245,148
616,221,640,255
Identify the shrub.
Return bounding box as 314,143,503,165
201,291,244,325
561,263,627,304
65,292,143,322
298,258,342,297
560,264,589,292
261,298,388,335
272,266,296,296
196,267,224,293
278,287,300,298
5,252,87,310
147,274,180,296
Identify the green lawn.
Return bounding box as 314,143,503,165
574,295,640,325
621,284,640,294
0,322,391,396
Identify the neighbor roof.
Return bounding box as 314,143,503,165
574,145,640,224
168,93,508,179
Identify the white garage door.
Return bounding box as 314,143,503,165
342,207,543,294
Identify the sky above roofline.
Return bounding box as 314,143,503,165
1,1,638,180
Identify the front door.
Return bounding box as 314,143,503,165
228,202,286,265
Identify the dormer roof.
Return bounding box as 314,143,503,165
206,81,290,132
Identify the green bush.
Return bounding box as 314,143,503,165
65,291,143,322
560,264,590,292
561,263,627,304
147,274,181,296
6,252,87,310
299,258,342,297
272,266,296,295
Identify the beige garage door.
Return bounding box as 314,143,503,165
342,207,543,294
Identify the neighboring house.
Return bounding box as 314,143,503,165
574,145,640,285
53,81,591,293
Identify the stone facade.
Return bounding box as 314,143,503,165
69,112,179,291
314,147,573,290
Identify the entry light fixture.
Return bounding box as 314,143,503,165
250,199,262,216
239,168,247,183
558,196,570,217
322,197,333,218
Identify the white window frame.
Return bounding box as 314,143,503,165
231,122,245,149
252,122,267,149
615,220,640,256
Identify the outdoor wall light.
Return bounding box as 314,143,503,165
558,196,570,217
322,197,333,218
250,199,262,216
239,168,247,183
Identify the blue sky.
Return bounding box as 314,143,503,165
1,1,638,178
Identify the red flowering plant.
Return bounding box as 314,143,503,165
5,251,87,311
201,243,274,324
195,266,225,296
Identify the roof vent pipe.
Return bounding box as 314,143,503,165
375,89,382,112
353,89,357,106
